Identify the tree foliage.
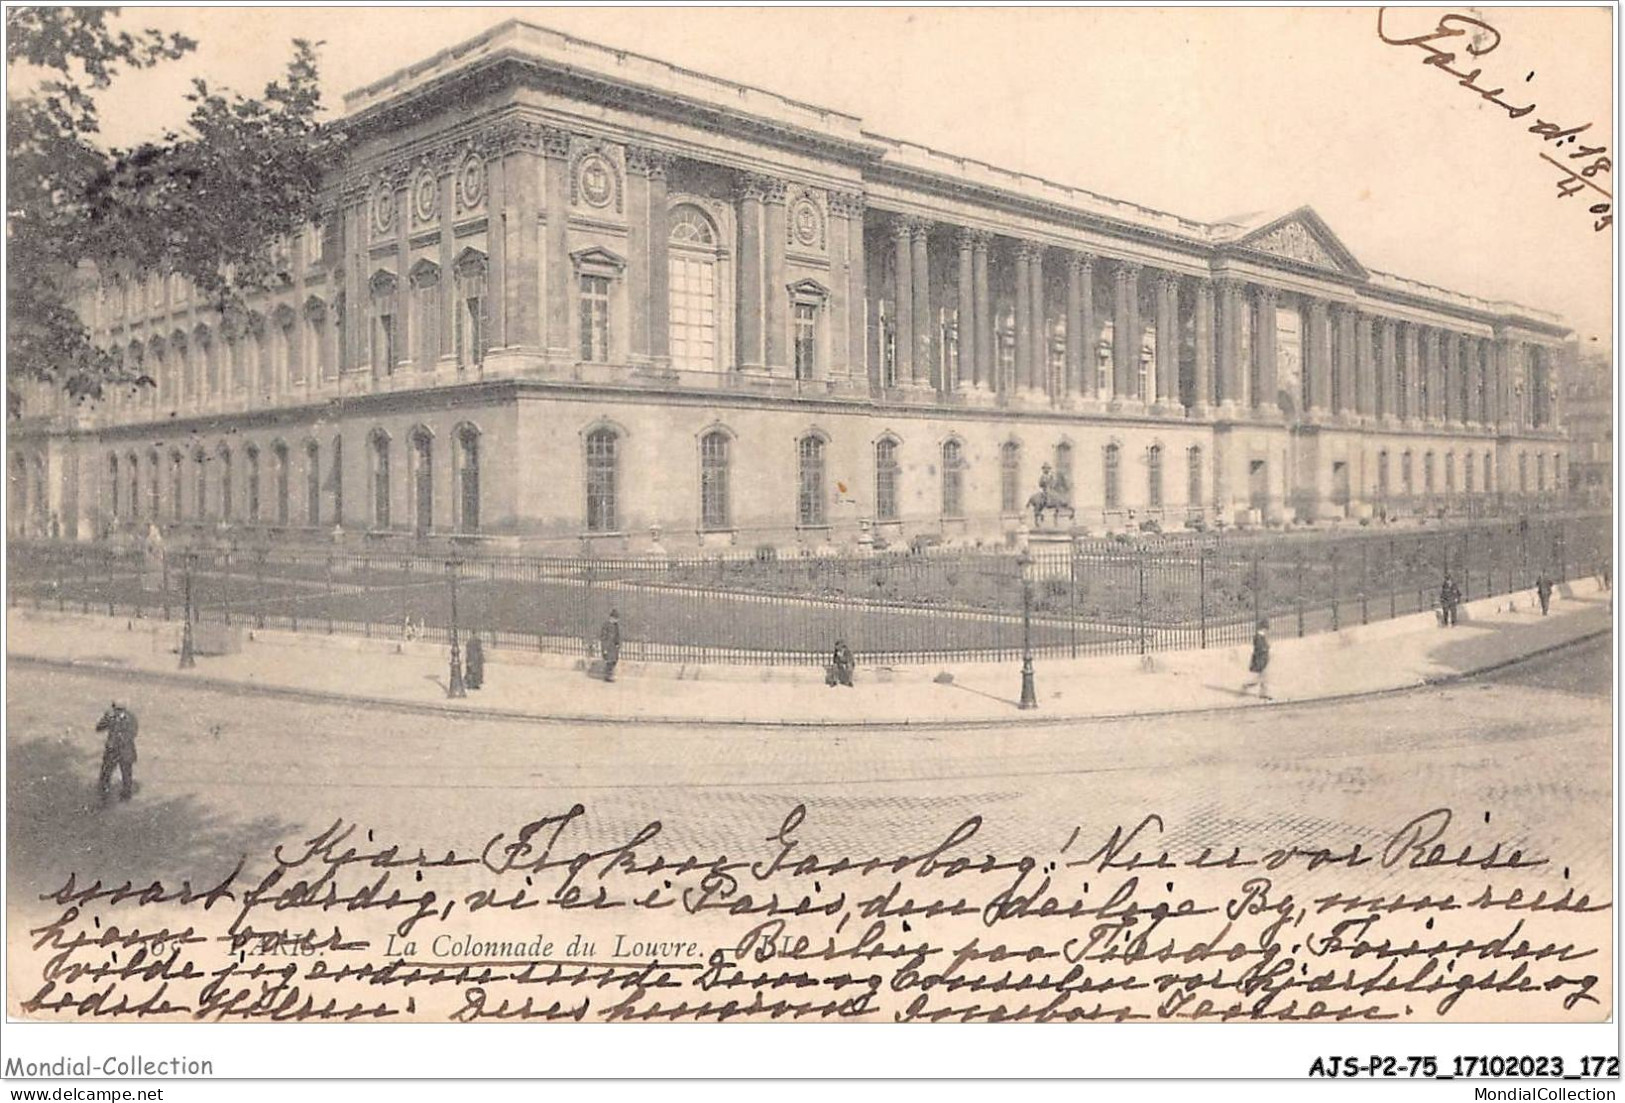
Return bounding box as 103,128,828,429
6,8,337,413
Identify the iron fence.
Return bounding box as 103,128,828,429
7,512,1610,666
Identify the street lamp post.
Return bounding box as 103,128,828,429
1018,551,1037,710
178,551,197,669
446,558,466,699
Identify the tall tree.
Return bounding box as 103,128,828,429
6,8,336,414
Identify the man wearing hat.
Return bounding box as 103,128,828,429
599,609,622,682
95,701,140,804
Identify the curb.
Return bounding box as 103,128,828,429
9,623,1609,731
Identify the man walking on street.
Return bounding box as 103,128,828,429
1536,574,1554,616
95,702,139,804
600,609,621,682
1241,621,1271,701
1439,575,1462,627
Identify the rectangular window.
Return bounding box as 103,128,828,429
1104,447,1121,509
794,303,818,381
700,434,730,531
455,295,484,367
670,257,717,372
875,442,899,523
580,275,611,363
879,303,897,389
374,313,396,375
1148,448,1163,508
798,438,826,526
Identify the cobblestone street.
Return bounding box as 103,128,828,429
7,632,1611,922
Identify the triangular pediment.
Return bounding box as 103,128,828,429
1231,207,1367,280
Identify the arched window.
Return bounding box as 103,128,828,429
274,308,296,389
1103,443,1122,509
196,326,217,399
193,448,209,520
409,262,440,370
669,204,719,372
218,446,233,520
1444,452,1456,496
1377,450,1390,499
306,440,321,526
941,439,965,519
453,251,488,368
369,432,391,528
455,425,480,533
874,437,900,523
169,450,184,521
304,296,330,381
1484,451,1494,494
1423,451,1435,495
1536,453,1547,492
226,330,245,393
699,430,730,531
272,441,290,525
1464,452,1476,494
797,435,827,526
127,453,141,522
1000,441,1022,514
410,429,433,536
586,427,619,533
1187,446,1204,508
1518,453,1528,493
108,454,121,521
370,271,399,375
1401,450,1414,496
1147,444,1164,508
246,445,262,522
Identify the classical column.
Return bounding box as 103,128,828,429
1013,242,1034,394
1333,303,1356,416
1305,297,1331,415
1476,337,1493,425
1154,271,1179,410
1375,316,1396,422
1064,254,1083,401
763,177,789,373
1192,278,1214,414
1074,255,1096,400
1112,260,1141,402
528,126,565,356
736,175,766,371
972,231,991,392
910,218,933,387
1353,311,1374,418
1400,322,1421,422
631,148,673,366
1421,326,1442,422
1441,331,1459,423
955,228,975,395
828,190,862,379
843,193,867,383
1028,244,1047,398
891,216,913,386
625,152,651,364
1253,285,1278,414
437,171,456,364
1214,278,1241,410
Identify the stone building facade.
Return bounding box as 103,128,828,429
9,20,1573,553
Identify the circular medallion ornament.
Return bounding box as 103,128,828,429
791,197,822,248
456,154,486,211
579,154,614,208
372,184,396,235
413,169,439,223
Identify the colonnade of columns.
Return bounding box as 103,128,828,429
875,212,1561,433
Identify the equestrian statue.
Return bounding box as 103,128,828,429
1027,463,1076,528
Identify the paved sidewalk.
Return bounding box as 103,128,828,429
6,579,1611,727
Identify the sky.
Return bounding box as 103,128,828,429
29,5,1616,351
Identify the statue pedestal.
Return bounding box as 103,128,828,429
1023,526,1077,577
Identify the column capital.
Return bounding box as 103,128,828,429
625,145,676,181
1251,283,1279,306
953,225,980,250
538,125,573,160
1015,239,1044,262
1156,270,1181,293
827,189,866,218
736,172,788,204
1067,251,1096,274
903,214,933,239
1112,257,1141,283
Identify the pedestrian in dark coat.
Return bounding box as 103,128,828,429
1439,575,1462,627
95,702,139,803
1536,574,1554,616
600,609,622,682
1241,622,1271,700
826,639,855,688
464,632,485,690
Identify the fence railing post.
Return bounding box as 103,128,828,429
289,554,300,634
1558,519,1568,583
222,552,232,627
254,550,267,630
1069,548,1078,659
1198,545,1208,650
1359,540,1370,625
81,551,91,614
161,554,170,621
105,547,115,617
362,555,372,638
1295,549,1305,637
1388,536,1396,620
326,556,335,635
1136,547,1149,655
1251,550,1262,630
1330,545,1341,632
